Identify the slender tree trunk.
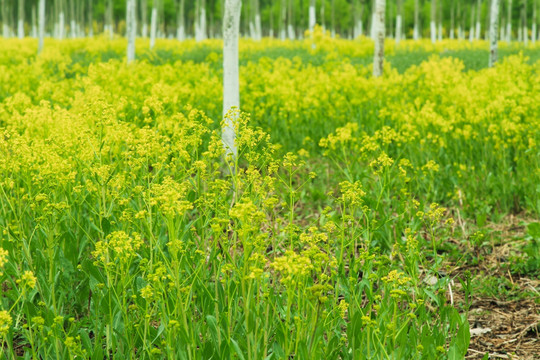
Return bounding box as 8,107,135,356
270,0,274,37
450,0,455,38
309,0,316,33
507,0,513,40
288,0,295,39
414,0,420,39
69,0,75,37
2,0,9,38
522,0,528,45
141,0,147,37
18,0,24,38
127,0,136,63
431,0,437,42
150,0,157,48
458,0,463,39
59,0,65,39
32,4,36,37
200,0,207,40
331,0,335,37
38,0,45,53
88,0,93,37
396,0,402,44
489,0,501,66
438,0,443,40
177,0,185,40
106,0,113,39
321,0,326,31
254,0,261,39
470,4,475,41
373,0,385,77
223,0,241,163
533,0,537,43
476,0,482,40
280,0,286,39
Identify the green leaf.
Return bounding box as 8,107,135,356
230,338,246,360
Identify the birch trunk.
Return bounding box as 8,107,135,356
69,0,76,38
309,0,316,33
38,0,45,53
280,0,286,40
414,0,420,39
18,0,24,38
127,0,136,63
476,0,482,39
373,0,385,77
88,0,93,37
438,0,443,40
396,0,402,44
106,0,113,39
288,0,295,39
199,0,207,40
450,0,455,39
177,0,185,40
533,0,537,43
32,5,36,37
489,0,501,66
223,0,241,162
507,0,513,40
470,5,475,41
331,0,335,37
431,0,437,42
522,0,528,45
150,2,157,48
141,0,147,37
2,0,9,38
254,0,261,40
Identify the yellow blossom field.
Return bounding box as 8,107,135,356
0,36,539,359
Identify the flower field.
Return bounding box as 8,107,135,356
0,36,539,359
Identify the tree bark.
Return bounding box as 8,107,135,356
150,0,157,48
431,0,437,42
522,0,528,45
88,0,93,37
38,0,45,53
223,0,242,163
476,0,482,40
396,0,402,44
309,0,316,33
18,0,24,38
414,0,420,39
373,0,385,77
127,0,136,63
177,0,185,40
489,0,501,66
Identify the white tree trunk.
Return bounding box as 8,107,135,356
127,0,136,63
476,0,482,40
431,0,436,42
223,0,241,161
177,0,185,41
373,0,385,77
31,5,36,37
507,0,513,40
150,6,157,48
18,0,24,38
38,0,45,53
396,16,402,44
489,0,501,67
255,13,261,40
414,0,420,39
280,0,286,40
59,12,65,39
309,0,316,33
